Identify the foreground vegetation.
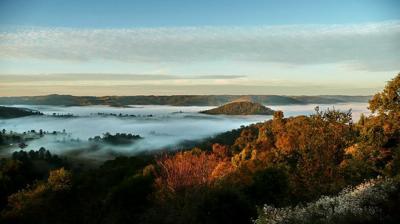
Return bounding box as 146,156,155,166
256,176,400,224
0,74,398,224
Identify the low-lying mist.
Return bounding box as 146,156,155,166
0,103,369,160
0,105,270,158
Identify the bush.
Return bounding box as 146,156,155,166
255,176,400,224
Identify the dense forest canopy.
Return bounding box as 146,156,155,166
0,74,398,224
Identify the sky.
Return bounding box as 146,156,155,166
0,0,399,96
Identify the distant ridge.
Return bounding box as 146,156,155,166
0,94,371,107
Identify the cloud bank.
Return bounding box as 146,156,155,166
0,21,399,72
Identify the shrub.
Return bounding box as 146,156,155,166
255,176,400,224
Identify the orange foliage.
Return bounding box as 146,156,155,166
155,145,235,192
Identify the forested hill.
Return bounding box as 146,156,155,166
0,106,43,118
0,94,371,106
201,101,275,115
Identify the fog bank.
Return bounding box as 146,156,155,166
0,103,369,158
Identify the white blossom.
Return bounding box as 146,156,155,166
255,177,399,224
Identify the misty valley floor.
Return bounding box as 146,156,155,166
0,103,368,158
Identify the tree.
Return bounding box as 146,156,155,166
362,74,400,147
369,73,400,115
1,168,72,223
47,168,71,191
155,150,221,192
273,111,284,121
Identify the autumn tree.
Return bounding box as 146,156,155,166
346,73,400,177
1,168,72,223
155,147,235,193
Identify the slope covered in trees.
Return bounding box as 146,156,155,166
0,74,398,224
0,106,42,119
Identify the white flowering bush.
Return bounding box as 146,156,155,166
255,176,400,224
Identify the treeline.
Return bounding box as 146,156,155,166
89,133,142,145
0,94,370,106
0,129,68,150
0,74,398,224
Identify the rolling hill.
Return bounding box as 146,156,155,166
200,101,275,115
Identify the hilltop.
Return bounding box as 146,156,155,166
200,101,275,115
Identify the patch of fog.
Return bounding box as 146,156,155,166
0,105,270,156
11,105,216,117
269,102,370,121
0,103,369,158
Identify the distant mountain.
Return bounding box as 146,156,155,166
0,106,43,118
0,94,371,106
291,95,372,104
200,101,275,115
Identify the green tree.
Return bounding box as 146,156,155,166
369,73,400,115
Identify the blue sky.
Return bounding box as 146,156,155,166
0,0,399,96
1,0,399,27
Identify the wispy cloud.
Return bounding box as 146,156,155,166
0,21,399,72
0,73,245,82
